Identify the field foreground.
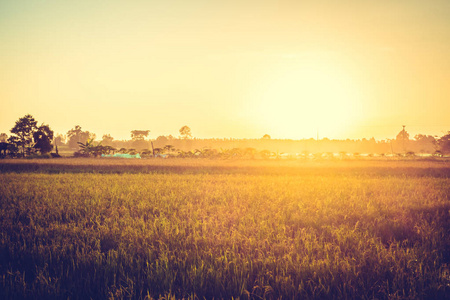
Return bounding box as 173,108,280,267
1,159,450,299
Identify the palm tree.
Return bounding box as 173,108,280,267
77,139,106,157
77,138,95,156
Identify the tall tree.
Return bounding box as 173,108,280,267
414,134,436,153
131,130,150,141
155,135,169,148
437,131,450,154
396,125,410,152
131,130,150,149
67,125,95,149
33,124,54,154
54,134,66,146
67,125,82,149
179,126,192,139
102,134,114,145
396,125,410,141
10,114,38,157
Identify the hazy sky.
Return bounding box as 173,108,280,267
1,0,450,140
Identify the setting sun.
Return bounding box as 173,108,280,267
244,54,363,139
1,0,449,140
1,1,450,299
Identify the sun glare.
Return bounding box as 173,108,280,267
245,56,363,139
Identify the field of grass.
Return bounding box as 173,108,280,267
1,158,449,299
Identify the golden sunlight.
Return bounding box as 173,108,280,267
245,55,363,139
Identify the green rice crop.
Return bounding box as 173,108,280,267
0,159,449,299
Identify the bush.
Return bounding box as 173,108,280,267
73,151,90,158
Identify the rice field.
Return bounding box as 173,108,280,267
0,158,449,299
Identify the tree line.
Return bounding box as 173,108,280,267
0,115,196,158
1,114,450,158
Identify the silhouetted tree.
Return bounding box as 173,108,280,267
67,126,95,149
153,148,162,155
437,131,450,154
164,144,175,153
0,142,11,157
102,134,114,145
77,138,106,157
130,130,150,149
131,130,150,141
67,125,82,141
140,149,152,157
33,124,54,154
414,134,436,153
54,134,66,146
155,135,169,147
102,145,116,155
10,114,38,157
396,125,410,152
179,126,192,139
1,140,18,157
396,125,409,141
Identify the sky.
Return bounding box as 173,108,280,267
1,0,450,141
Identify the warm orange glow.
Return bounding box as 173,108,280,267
243,54,363,139
1,1,450,140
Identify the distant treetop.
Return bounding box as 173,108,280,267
179,126,192,139
396,125,410,142
131,130,150,141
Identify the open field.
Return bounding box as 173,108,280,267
1,157,450,176
1,159,450,299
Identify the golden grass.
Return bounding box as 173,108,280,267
1,157,449,175
0,159,449,299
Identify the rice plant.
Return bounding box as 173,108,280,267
0,159,449,299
